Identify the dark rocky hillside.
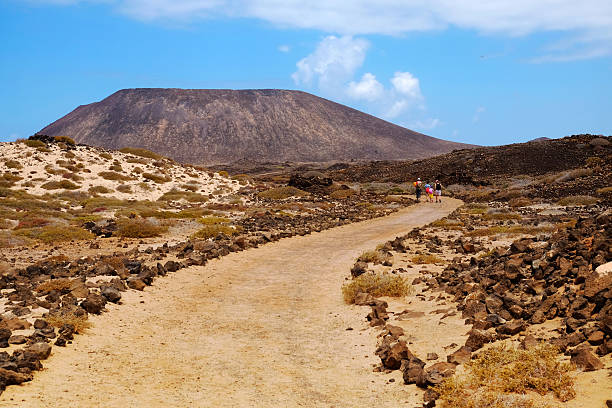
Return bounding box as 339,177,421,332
39,88,473,165
330,134,612,202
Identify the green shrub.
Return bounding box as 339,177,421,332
258,186,309,200
158,190,209,202
14,225,94,243
22,139,46,148
199,216,230,225
342,272,412,304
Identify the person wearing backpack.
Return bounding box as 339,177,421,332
414,178,422,202
434,180,442,203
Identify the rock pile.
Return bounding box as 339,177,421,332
428,211,610,363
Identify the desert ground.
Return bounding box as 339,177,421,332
1,199,461,407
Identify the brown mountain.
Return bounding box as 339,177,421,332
40,88,473,164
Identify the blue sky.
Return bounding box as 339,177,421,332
1,1,611,146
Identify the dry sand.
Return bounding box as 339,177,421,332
0,199,462,407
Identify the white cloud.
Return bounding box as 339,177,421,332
411,118,441,130
473,106,486,123
34,1,612,60
346,73,384,101
291,35,369,91
277,44,290,53
391,71,423,100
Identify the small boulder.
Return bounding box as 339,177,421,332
8,335,27,345
447,346,472,365
100,286,121,303
80,293,107,314
127,277,146,291
26,342,52,360
0,367,32,386
570,348,604,371
465,329,493,351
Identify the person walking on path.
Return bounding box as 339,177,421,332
425,182,433,202
434,180,443,203
414,178,422,202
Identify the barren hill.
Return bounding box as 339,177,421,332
40,88,473,164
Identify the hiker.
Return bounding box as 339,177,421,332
434,179,442,203
414,178,422,202
425,182,433,202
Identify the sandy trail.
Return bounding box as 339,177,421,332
2,199,462,407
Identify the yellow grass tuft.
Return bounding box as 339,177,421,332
434,343,575,408
40,180,81,190
36,278,73,294
342,272,412,304
54,136,76,145
98,171,134,181
191,224,241,239
46,310,91,333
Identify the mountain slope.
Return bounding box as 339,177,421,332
40,88,473,164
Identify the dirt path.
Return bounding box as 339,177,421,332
1,199,462,407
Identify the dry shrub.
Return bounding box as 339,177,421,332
54,136,76,145
181,183,199,192
258,186,309,200
142,172,169,183
62,172,83,182
329,188,357,199
411,254,444,264
119,147,163,160
556,168,593,183
116,184,132,193
0,173,24,187
482,212,522,221
15,217,50,229
41,180,80,190
0,219,13,229
191,224,241,239
99,152,112,160
358,250,386,264
434,343,575,408
158,190,209,202
46,310,91,333
557,195,598,206
217,170,229,178
36,278,73,294
596,186,612,195
342,272,412,304
44,165,63,175
126,157,148,164
89,185,112,195
466,225,554,237
4,159,22,169
199,216,231,225
585,156,603,168
231,174,253,185
509,197,533,208
464,204,488,214
0,231,30,248
22,139,46,148
14,225,93,243
384,195,403,203
115,218,168,238
64,151,76,159
430,218,464,230
99,171,134,181
109,163,123,172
